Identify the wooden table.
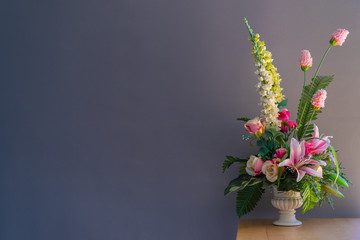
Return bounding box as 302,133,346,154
236,218,360,240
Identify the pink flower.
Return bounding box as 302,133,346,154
280,120,298,133
278,109,297,133
278,109,290,121
300,50,313,72
311,89,327,110
279,138,326,182
244,117,265,138
330,29,349,46
308,124,330,155
304,141,313,156
288,120,297,129
274,148,287,159
246,155,264,176
280,125,288,133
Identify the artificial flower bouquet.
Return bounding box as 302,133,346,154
223,18,351,218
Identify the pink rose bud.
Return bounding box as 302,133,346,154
299,50,313,72
288,120,297,129
246,155,264,176
330,29,349,46
244,117,265,138
274,148,287,159
311,89,327,110
278,109,290,122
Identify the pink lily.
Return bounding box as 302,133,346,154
279,138,326,182
306,124,331,155
311,124,330,154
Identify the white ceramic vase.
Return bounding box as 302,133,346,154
271,189,303,226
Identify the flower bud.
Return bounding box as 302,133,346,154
330,29,349,46
299,50,313,72
244,117,266,138
311,89,327,110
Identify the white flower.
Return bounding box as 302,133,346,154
254,62,281,128
261,160,279,182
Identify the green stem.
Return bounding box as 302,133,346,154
309,45,332,94
298,72,307,125
313,45,332,81
243,18,262,64
297,45,332,140
296,71,307,139
306,110,316,129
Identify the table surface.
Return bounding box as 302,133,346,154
236,218,360,240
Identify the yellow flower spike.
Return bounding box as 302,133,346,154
246,27,285,127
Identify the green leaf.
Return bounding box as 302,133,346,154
301,178,321,213
222,156,248,173
237,117,250,122
265,127,282,139
236,183,265,217
296,75,334,140
277,98,288,109
324,193,334,209
257,146,270,158
224,175,261,196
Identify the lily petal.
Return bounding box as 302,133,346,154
296,169,306,182
300,166,322,178
278,159,294,168
314,124,319,138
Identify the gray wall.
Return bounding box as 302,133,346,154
1,0,360,239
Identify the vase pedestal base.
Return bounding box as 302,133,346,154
273,210,302,226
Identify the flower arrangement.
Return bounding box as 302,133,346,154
223,18,351,218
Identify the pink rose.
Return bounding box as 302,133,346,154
299,50,313,72
278,109,297,133
330,29,349,46
288,120,297,129
274,148,287,159
244,117,265,138
246,155,264,176
278,109,290,122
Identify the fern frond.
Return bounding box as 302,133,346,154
236,183,264,217
296,75,334,140
301,178,321,213
222,156,247,173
